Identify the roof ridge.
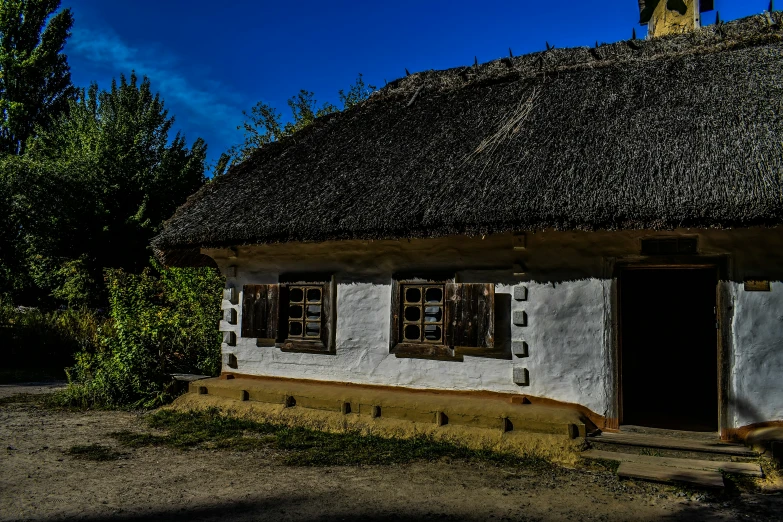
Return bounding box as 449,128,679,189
375,13,783,101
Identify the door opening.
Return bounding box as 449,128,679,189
620,267,718,432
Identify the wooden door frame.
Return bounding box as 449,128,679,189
604,255,731,437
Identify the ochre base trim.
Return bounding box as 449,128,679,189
220,372,605,431
723,420,783,442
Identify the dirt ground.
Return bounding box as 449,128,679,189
1,382,782,522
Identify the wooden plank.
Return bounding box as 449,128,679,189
265,285,279,340
443,283,457,347
320,280,333,350
594,432,757,456
241,284,262,338
445,283,495,349
389,278,400,350
617,462,724,489
582,449,763,477
392,342,462,361
241,284,279,339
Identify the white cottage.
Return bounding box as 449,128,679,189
154,9,783,443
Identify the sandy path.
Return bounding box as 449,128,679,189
1,386,781,521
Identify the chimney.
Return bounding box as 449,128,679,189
638,0,715,38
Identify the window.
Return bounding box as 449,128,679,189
390,276,497,360
241,276,334,354
286,285,323,340
401,284,445,343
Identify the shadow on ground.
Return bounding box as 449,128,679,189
25,490,783,522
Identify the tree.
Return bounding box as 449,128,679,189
338,73,375,111
16,72,207,305
0,0,77,155
215,74,375,176
0,154,94,304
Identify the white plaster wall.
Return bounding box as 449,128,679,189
519,280,611,418
729,281,783,428
210,227,783,427
222,278,609,417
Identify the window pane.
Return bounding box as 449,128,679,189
404,324,421,341
425,287,443,303
424,325,442,341
404,287,421,303
306,322,321,337
289,321,303,336
404,306,421,322
288,305,303,319
424,306,442,322
307,288,321,302
306,305,321,320
290,287,304,303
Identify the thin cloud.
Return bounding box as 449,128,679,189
69,26,244,147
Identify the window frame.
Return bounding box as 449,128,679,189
277,274,335,354
389,272,498,361
400,283,446,344
389,273,462,361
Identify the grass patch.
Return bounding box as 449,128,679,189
0,391,86,411
65,443,127,461
111,408,555,469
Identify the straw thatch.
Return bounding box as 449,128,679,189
153,14,783,254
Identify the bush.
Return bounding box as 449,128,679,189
0,295,103,382
59,262,223,408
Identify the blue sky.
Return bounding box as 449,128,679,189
64,0,770,171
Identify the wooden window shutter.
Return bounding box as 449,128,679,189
320,280,333,350
389,278,401,350
241,284,279,339
444,283,495,350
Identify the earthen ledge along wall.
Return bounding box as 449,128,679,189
189,376,592,438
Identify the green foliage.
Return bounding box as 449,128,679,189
0,0,77,154
216,74,375,176
29,74,208,276
112,408,556,468
59,262,223,409
282,89,338,135
1,73,208,306
0,154,101,303
0,298,104,378
338,73,376,110
0,4,219,405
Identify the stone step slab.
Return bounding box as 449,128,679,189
582,449,762,477
617,461,725,489
592,432,757,457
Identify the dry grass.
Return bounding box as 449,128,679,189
168,393,584,466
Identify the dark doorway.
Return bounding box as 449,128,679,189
620,267,718,432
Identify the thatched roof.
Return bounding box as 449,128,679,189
153,14,783,254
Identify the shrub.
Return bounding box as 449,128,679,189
60,262,223,408
0,295,103,381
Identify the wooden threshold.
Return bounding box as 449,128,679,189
617,461,724,489
593,432,757,457
582,449,762,477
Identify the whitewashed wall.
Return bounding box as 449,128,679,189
207,228,783,429
729,281,783,428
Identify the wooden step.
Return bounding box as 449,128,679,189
582,449,763,477
592,432,757,457
617,461,724,489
